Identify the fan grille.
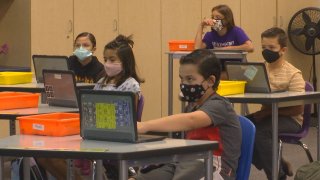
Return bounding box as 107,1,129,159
288,7,320,55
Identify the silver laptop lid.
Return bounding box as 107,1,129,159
79,90,138,142
32,55,69,83
43,69,78,108
225,62,272,93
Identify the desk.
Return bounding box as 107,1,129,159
226,91,320,180
166,50,247,115
0,104,78,136
0,66,30,72
0,78,94,93
0,135,218,180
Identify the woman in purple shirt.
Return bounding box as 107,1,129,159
195,4,254,52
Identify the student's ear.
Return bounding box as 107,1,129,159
207,75,216,88
280,47,287,55
92,47,97,52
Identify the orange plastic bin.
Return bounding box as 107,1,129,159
168,40,195,51
18,113,80,136
0,92,39,110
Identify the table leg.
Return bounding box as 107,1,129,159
168,54,173,116
204,150,213,180
317,103,320,160
96,160,103,180
9,118,16,136
0,156,3,180
272,103,279,180
119,160,128,180
23,157,30,180
66,159,73,180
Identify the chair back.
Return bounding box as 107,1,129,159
137,94,144,122
236,116,256,180
279,81,314,140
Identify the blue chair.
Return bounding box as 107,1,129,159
236,116,256,180
278,81,314,162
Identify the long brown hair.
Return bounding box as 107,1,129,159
103,34,144,87
212,5,235,31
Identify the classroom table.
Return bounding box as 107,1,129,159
0,66,31,72
166,50,247,116
0,104,78,136
0,135,218,180
225,91,320,180
0,78,94,93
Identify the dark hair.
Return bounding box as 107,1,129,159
212,4,235,31
180,49,221,90
261,27,287,48
74,32,97,48
104,34,144,87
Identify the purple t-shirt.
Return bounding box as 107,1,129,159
202,26,250,49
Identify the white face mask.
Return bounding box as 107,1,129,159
211,19,223,31
73,46,92,61
104,62,123,77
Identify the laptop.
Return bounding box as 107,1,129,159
79,89,166,143
43,69,79,108
210,49,246,71
32,55,69,83
225,62,285,93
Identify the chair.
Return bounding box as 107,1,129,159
137,94,144,122
278,81,314,162
236,116,256,180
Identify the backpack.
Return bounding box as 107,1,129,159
11,157,47,180
294,161,320,180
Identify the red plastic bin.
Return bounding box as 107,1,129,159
18,113,80,136
0,92,39,110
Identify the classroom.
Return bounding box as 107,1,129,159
1,0,320,179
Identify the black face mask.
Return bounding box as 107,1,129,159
180,83,207,102
262,49,280,63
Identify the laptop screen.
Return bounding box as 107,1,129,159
225,62,272,93
32,55,69,83
43,70,78,107
79,90,137,142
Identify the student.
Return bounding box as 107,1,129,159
69,32,106,83
195,4,253,52
246,27,305,180
131,49,242,180
94,34,143,93
77,34,145,179
37,34,143,180
195,4,253,80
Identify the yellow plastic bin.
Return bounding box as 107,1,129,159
217,80,246,96
0,72,33,84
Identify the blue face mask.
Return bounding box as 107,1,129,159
73,46,92,61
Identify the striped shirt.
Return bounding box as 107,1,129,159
265,61,305,125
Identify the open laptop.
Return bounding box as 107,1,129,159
225,62,284,93
33,55,69,83
43,69,79,108
210,49,247,71
79,89,166,143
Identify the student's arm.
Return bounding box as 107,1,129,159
219,40,254,52
195,18,215,49
138,111,212,134
195,24,207,49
